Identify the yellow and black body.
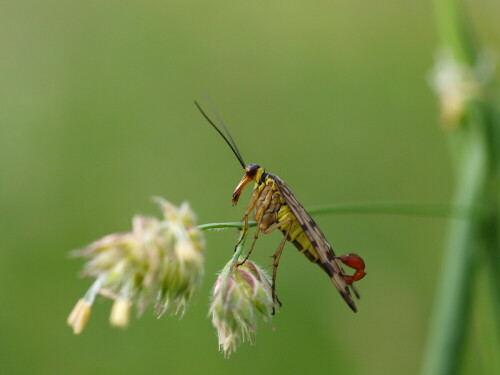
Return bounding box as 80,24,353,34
233,163,363,312
195,101,366,313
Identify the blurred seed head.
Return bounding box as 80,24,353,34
67,198,205,334
430,50,496,127
210,259,274,357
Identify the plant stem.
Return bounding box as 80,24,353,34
421,0,496,373
197,202,478,231
421,111,488,375
434,0,476,65
307,201,477,218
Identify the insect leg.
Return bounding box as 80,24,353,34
237,186,274,264
236,223,262,266
234,189,260,250
259,217,293,313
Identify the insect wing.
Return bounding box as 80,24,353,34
273,176,357,312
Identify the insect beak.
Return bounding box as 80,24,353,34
232,174,252,205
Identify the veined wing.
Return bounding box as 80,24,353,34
271,175,358,312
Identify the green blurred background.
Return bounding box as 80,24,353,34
1,1,499,374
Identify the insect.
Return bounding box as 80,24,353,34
195,101,366,312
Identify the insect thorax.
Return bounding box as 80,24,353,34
253,175,319,263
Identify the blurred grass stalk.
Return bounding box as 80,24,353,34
421,0,499,374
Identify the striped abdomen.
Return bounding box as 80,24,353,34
276,204,320,263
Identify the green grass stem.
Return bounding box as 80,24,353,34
421,113,489,375
421,0,498,373
198,201,479,231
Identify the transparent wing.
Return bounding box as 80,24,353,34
272,175,357,312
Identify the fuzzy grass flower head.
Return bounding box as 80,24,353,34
430,50,496,127
67,198,205,334
210,259,274,357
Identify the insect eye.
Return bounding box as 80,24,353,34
246,164,260,178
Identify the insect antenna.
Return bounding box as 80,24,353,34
205,98,245,166
194,101,246,169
